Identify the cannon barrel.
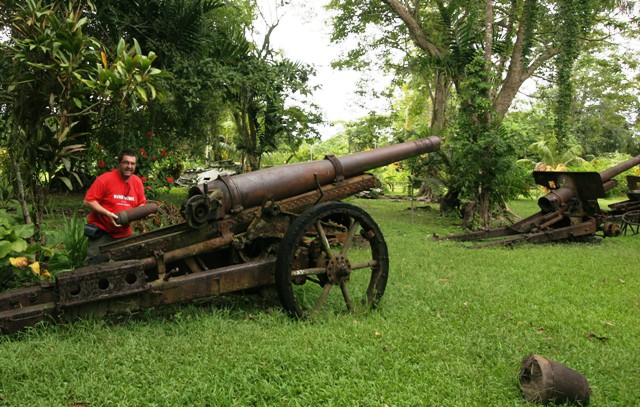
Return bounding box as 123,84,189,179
188,136,441,215
599,155,640,183
538,155,640,213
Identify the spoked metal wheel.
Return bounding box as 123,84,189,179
275,201,389,318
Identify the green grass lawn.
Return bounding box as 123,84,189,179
1,196,638,406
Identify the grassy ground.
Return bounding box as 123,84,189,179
1,196,638,406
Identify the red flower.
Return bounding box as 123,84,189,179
147,185,152,190
160,150,167,157
147,131,154,137
139,148,145,153
140,176,147,183
142,153,149,159
97,145,103,150
167,177,174,183
152,157,157,161
98,161,105,169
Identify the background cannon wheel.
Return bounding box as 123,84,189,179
275,201,389,318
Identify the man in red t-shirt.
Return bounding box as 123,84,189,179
83,149,146,264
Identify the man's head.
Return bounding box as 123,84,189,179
117,149,138,180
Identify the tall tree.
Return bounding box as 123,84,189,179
222,3,322,171
89,0,321,171
328,0,619,226
88,0,233,160
506,25,640,160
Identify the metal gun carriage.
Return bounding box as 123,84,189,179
0,136,441,334
443,154,640,246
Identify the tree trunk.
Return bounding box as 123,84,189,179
493,0,558,118
30,176,45,245
461,200,477,229
440,189,460,215
479,187,491,227
11,156,31,226
431,71,449,134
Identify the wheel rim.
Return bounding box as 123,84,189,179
275,202,388,318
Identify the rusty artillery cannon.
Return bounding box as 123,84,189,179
0,136,441,334
443,155,640,246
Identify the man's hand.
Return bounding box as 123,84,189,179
108,212,122,227
84,199,122,227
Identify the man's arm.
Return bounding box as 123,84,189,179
84,199,121,227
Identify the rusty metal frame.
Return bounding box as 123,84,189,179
0,173,380,334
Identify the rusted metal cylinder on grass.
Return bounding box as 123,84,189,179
116,203,159,225
519,354,591,405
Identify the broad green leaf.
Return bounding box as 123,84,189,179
13,223,34,239
61,144,85,154
0,241,12,258
136,86,147,102
117,38,125,55
72,171,83,187
11,239,28,253
59,176,73,191
58,125,71,143
73,97,82,108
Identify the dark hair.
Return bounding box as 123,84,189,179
118,149,138,163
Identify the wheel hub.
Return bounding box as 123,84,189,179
326,254,351,284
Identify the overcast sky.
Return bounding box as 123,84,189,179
253,1,389,137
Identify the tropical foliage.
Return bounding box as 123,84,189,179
0,0,163,241
0,0,323,241
327,0,636,226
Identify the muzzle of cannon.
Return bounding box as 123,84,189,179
0,136,441,333
443,154,640,246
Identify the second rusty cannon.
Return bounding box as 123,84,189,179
443,154,640,246
0,136,441,333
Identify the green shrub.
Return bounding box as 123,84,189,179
58,211,89,269
0,209,54,290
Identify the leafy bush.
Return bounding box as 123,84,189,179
0,210,34,261
0,209,53,290
57,211,89,269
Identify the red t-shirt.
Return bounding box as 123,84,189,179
85,169,146,238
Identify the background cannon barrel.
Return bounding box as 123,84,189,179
599,155,640,183
189,136,441,213
537,155,640,212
